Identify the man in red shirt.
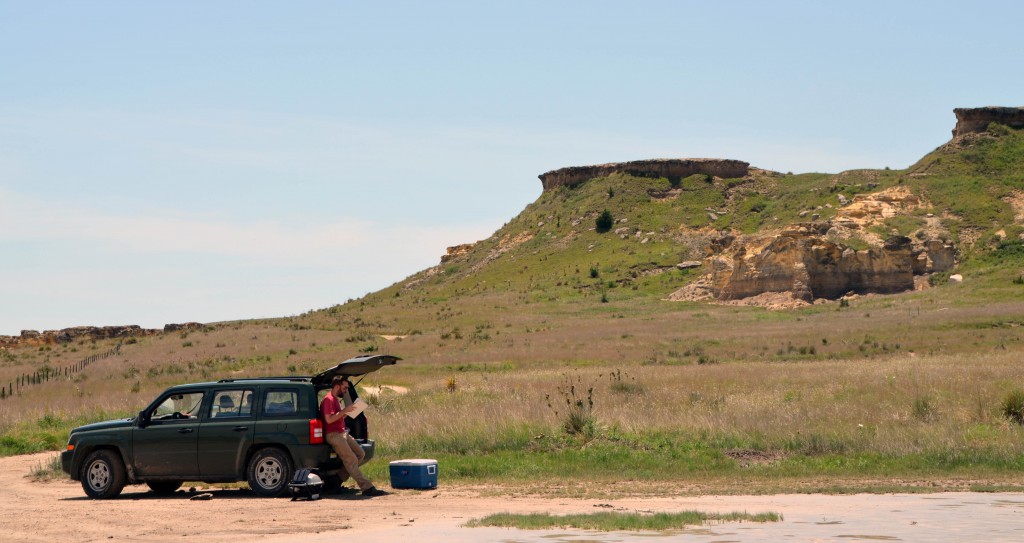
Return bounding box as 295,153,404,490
320,376,386,496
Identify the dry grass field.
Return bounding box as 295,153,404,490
4,285,1024,493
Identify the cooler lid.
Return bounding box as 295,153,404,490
389,458,438,466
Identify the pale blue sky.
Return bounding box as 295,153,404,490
1,1,1021,335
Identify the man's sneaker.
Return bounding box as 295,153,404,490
362,486,389,497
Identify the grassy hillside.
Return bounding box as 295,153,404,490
4,125,1024,494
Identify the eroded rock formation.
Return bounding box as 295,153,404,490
669,185,957,305
706,226,954,302
0,325,163,349
163,322,206,333
539,158,750,191
441,243,476,263
953,106,1024,137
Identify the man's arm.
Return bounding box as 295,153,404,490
323,409,348,424
321,397,353,424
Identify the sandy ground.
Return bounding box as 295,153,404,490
3,451,1024,543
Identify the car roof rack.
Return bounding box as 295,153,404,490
216,376,312,383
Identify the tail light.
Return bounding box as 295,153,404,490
309,418,324,444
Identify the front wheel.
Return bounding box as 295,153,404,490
247,448,292,497
81,450,126,499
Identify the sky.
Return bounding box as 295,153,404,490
1,1,1022,336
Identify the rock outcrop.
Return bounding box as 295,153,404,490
706,226,954,301
0,325,164,348
672,223,957,303
163,322,206,333
953,106,1024,137
440,243,476,263
832,186,920,228
539,158,750,191
669,184,958,305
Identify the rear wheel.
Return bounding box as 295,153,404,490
247,448,292,497
81,449,126,499
146,481,183,495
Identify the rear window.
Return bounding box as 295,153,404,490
262,390,298,417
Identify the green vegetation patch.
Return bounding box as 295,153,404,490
29,454,64,481
466,510,781,530
0,410,133,456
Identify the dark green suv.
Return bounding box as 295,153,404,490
61,355,398,499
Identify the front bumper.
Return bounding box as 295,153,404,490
61,449,78,480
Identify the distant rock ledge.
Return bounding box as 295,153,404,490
538,158,750,191
0,322,205,349
953,106,1024,137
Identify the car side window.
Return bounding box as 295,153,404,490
210,389,254,418
150,392,204,423
263,390,298,417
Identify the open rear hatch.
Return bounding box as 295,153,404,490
311,354,400,387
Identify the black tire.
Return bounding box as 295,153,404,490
246,448,292,497
146,481,183,495
80,449,127,499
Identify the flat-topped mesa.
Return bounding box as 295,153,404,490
953,106,1024,137
538,158,750,191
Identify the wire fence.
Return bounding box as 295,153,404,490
0,343,122,400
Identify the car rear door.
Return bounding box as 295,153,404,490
197,387,256,478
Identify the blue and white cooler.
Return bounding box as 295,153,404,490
389,458,438,489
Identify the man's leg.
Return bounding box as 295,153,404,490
345,433,366,465
326,432,373,491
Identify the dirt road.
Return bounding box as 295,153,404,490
3,452,1024,542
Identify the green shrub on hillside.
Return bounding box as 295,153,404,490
595,210,614,233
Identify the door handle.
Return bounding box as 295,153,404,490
178,428,193,434
232,426,249,432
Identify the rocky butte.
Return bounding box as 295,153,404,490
538,158,750,191
525,107,1005,307
952,106,1024,137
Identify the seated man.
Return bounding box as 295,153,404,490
319,376,386,497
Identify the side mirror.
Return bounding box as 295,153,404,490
137,410,150,428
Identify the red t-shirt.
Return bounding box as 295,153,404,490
320,392,346,434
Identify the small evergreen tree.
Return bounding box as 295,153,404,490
595,210,614,233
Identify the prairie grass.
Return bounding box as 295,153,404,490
6,302,1024,493
29,453,63,481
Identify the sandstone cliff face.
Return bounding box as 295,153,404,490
693,226,957,303
671,185,957,305
953,106,1024,137
539,158,749,191
708,227,934,301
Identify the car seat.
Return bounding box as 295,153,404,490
216,395,236,417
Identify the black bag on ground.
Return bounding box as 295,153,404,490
288,468,323,501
